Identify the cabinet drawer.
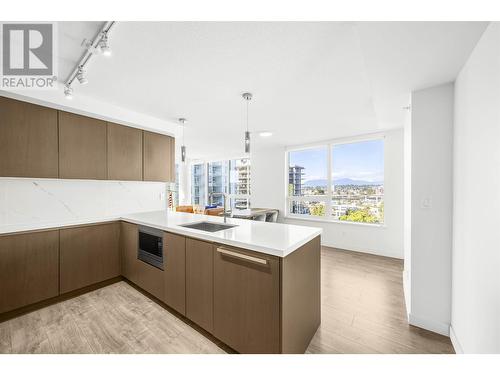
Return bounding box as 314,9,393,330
213,245,280,353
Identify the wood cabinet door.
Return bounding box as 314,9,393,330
186,238,213,333
143,131,174,182
107,122,143,181
164,232,186,314
0,230,59,314
58,111,107,179
213,245,280,353
120,222,140,285
121,222,164,300
60,223,120,293
0,97,58,178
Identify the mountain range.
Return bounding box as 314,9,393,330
303,178,383,187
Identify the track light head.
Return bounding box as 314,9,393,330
76,66,88,85
64,85,73,99
99,34,111,56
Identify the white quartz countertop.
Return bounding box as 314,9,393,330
123,210,321,257
0,210,322,257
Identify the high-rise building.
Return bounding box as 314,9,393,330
289,165,309,214
289,165,304,196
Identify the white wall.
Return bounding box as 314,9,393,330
408,83,454,336
451,22,500,354
251,128,404,259
403,104,412,314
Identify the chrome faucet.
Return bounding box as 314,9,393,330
209,192,229,223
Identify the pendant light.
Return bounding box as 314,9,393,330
242,92,252,153
179,118,187,162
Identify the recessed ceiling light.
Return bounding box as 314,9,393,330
259,132,273,137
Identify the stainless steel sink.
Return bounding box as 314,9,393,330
179,221,237,232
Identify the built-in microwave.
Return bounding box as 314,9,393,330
138,226,164,270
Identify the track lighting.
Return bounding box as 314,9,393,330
63,22,116,99
76,66,88,85
64,85,73,99
99,34,111,56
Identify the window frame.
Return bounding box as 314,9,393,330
285,133,386,226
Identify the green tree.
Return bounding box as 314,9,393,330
339,208,379,223
310,203,325,216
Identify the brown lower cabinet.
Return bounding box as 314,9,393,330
213,245,281,353
164,232,186,315
0,230,59,314
0,220,320,353
185,238,214,333
121,222,164,301
60,223,120,294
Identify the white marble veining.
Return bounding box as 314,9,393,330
0,178,166,233
122,210,322,257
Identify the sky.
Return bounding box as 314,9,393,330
289,139,384,183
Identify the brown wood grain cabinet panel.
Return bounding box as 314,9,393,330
163,232,186,314
281,235,321,353
121,222,164,300
143,131,174,182
107,122,143,181
213,245,280,353
58,111,107,179
120,222,140,286
60,223,120,293
0,96,58,178
0,231,59,314
186,238,213,333
135,259,165,301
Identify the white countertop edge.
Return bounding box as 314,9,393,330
0,216,120,235
120,216,322,258
0,211,322,258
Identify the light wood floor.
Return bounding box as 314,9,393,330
0,247,454,354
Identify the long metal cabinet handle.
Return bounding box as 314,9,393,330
217,247,268,265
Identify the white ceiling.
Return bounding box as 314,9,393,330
57,21,488,159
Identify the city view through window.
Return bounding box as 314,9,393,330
191,158,251,210
288,139,384,224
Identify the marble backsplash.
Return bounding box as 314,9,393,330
0,178,167,228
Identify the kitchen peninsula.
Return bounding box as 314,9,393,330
0,210,321,354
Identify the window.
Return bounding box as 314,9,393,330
287,138,384,224
191,158,251,210
191,163,206,206
229,158,250,210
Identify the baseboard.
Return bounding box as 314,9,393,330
408,313,450,337
321,241,403,260
402,270,411,320
449,325,464,354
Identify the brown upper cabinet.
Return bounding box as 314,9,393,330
0,96,59,178
0,230,59,314
58,111,107,180
143,131,175,182
107,122,143,181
